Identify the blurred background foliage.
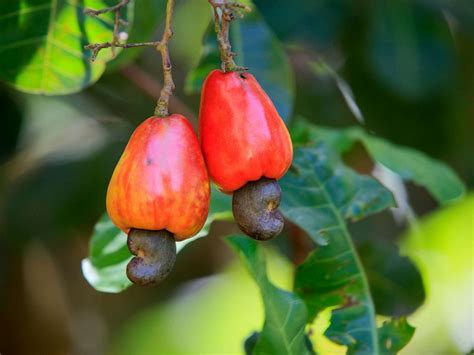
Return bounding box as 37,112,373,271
0,0,472,354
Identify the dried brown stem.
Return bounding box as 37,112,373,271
208,0,251,72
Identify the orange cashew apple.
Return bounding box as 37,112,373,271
106,114,210,285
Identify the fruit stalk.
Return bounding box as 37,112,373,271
154,0,176,117
208,0,250,72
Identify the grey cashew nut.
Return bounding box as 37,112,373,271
232,178,284,241
126,229,176,286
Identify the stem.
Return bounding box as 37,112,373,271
85,41,162,62
84,0,130,59
85,0,177,117
154,0,176,117
208,0,250,72
84,0,129,16
215,5,236,72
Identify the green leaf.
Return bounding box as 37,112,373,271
377,318,415,354
244,331,316,355
282,144,394,245
226,236,310,355
280,144,394,354
357,239,425,316
293,121,466,204
0,0,133,95
356,133,465,204
185,1,295,122
82,185,232,293
81,214,132,293
244,332,259,355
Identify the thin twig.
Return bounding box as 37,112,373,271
208,0,251,72
85,41,162,62
84,0,130,60
84,0,129,17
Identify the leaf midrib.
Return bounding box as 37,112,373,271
265,294,298,354
257,276,307,355
310,167,380,354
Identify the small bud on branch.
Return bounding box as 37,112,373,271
83,0,130,59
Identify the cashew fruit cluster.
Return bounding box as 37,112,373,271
106,71,292,286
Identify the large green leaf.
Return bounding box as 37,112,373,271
81,214,133,293
291,120,466,204
226,236,310,355
185,0,294,122
280,144,402,354
0,0,133,94
356,238,425,317
82,185,232,293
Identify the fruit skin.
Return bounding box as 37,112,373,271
106,114,210,241
199,70,293,193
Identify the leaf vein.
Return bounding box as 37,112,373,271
312,249,352,264
0,3,52,21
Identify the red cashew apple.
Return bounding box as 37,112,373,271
199,70,293,193
199,70,293,240
107,114,210,285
